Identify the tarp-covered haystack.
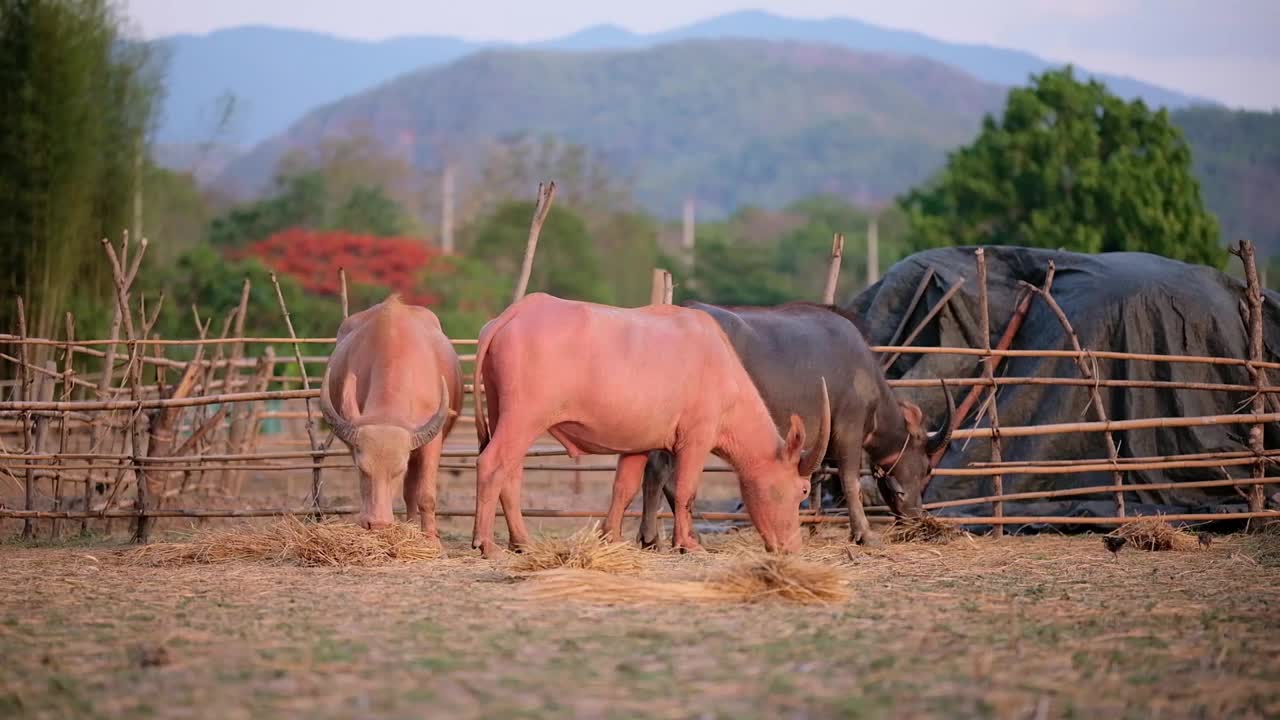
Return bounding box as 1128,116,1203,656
845,246,1280,527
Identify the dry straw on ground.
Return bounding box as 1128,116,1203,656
884,515,968,544
520,553,851,605
123,516,442,567
1107,516,1198,552
1241,521,1280,566
509,524,648,574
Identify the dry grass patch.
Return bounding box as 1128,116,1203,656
1241,521,1280,566
123,516,442,567
1108,516,1197,552
509,524,647,574
521,552,851,605
884,515,968,544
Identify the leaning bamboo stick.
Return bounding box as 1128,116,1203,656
882,268,935,350
1022,270,1127,516
270,273,324,514
338,268,349,319
58,313,76,537
512,181,557,303
880,276,966,370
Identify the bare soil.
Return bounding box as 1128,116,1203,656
3,527,1279,720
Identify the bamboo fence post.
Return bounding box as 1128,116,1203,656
218,282,251,492
57,313,76,538
1234,240,1269,515
974,249,1005,537
17,297,34,539
821,234,844,305
649,268,666,306
101,235,151,542
338,268,349,318
512,181,557,303
233,348,276,496
662,271,674,305
270,273,324,515
29,361,56,536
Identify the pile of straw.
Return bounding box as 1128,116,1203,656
520,553,850,605
1241,522,1280,567
124,517,442,567
884,516,967,544
1107,517,1197,552
509,524,647,575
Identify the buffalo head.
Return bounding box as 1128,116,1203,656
875,380,955,517
320,366,450,530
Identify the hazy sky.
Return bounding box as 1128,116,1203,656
125,0,1279,109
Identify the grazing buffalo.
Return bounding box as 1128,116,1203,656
319,295,462,543
637,302,954,547
471,293,830,558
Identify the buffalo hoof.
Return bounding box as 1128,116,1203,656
475,540,500,559
675,542,706,555
637,535,661,551
854,532,883,548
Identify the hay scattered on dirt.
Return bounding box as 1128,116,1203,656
509,524,647,575
521,553,850,605
123,517,442,567
884,516,967,544
1241,522,1280,566
1107,517,1197,552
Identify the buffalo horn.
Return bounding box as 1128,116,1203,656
925,379,955,456
409,376,451,450
797,377,832,477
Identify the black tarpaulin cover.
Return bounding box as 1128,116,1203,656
845,246,1280,527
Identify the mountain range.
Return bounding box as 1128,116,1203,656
154,9,1209,149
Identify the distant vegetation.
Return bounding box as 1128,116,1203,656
902,67,1226,268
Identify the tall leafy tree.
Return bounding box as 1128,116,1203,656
0,0,162,339
900,67,1225,268
465,201,611,304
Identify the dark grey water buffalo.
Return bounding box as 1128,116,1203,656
637,301,955,547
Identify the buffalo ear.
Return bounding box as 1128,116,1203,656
783,414,806,463
899,400,924,432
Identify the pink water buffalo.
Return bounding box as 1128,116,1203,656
319,295,462,543
471,293,830,558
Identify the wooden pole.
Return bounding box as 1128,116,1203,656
270,273,324,515
821,234,845,305
441,163,455,255
975,249,1003,536
883,269,936,349
17,297,34,539
218,283,252,493
30,361,56,536
56,313,76,538
512,181,557,304
662,271,674,305
866,217,879,287
1233,240,1269,515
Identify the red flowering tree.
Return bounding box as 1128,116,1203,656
236,228,442,305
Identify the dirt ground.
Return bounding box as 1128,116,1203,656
3,524,1279,720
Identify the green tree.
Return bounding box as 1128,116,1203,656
0,0,162,340
329,184,414,237
900,66,1225,268
208,172,328,247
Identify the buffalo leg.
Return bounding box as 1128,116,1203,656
834,433,880,546
662,474,702,546
406,436,445,551
671,445,710,553
637,451,673,549
603,453,648,543
474,423,538,559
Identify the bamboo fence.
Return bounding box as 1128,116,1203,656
1,226,1278,540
